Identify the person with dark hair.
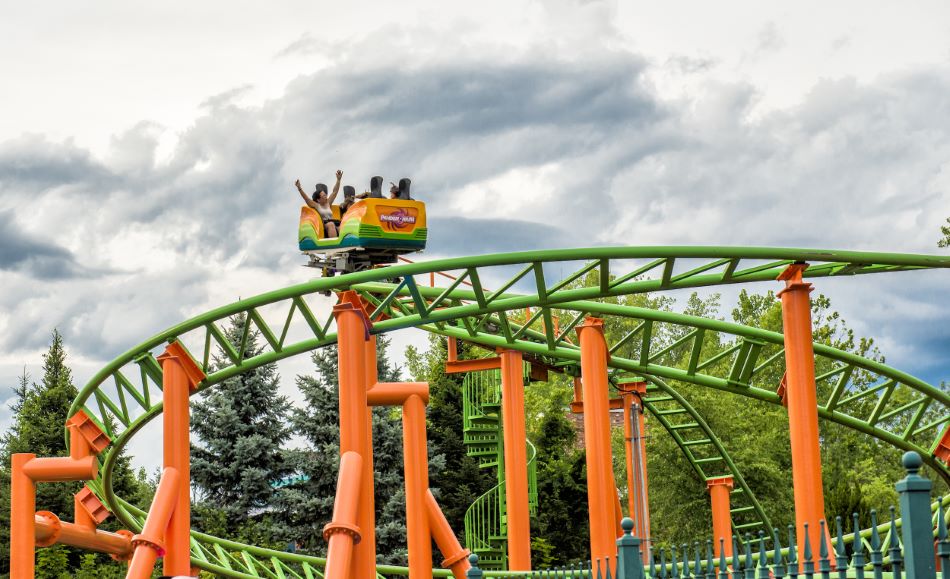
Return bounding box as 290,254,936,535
295,170,343,237
339,185,359,214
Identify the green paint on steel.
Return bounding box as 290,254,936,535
62,247,950,578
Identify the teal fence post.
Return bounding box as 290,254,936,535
616,517,645,579
895,451,936,579
467,554,483,579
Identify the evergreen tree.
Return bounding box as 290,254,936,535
0,333,148,577
191,313,292,543
279,336,432,565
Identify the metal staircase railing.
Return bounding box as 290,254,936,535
460,365,538,570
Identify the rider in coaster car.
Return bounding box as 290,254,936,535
295,169,343,237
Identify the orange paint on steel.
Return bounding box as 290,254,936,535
69,424,97,530
156,342,205,577
354,335,378,579
403,394,434,579
332,298,375,579
127,467,182,579
21,456,97,482
499,348,532,570
10,453,38,577
366,382,430,406
777,264,828,562
34,511,132,557
444,357,501,374
635,406,651,542
447,337,458,363
323,452,364,579
706,477,734,559
424,490,472,579
576,317,619,563
618,380,652,547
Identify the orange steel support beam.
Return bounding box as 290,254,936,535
323,452,364,579
156,341,205,577
34,511,132,557
444,357,501,374
403,394,433,579
707,477,734,559
333,298,376,579
619,381,651,550
127,467,182,579
499,349,532,571
777,264,828,561
425,490,472,579
576,317,620,564
447,337,458,363
355,336,378,579
11,453,38,577
366,382,430,406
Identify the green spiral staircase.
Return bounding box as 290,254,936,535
461,367,539,570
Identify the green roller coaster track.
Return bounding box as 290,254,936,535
62,247,950,578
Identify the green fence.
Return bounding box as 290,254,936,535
470,452,950,579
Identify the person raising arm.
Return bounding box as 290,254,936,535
295,170,343,237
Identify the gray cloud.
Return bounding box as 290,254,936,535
0,210,84,279
0,40,948,385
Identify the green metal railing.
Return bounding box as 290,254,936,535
462,366,539,569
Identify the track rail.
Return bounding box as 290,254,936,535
63,247,950,578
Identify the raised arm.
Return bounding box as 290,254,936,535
295,179,318,209
328,169,343,204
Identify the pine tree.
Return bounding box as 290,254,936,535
191,313,292,543
280,335,436,565
0,332,146,577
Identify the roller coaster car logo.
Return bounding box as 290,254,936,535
378,207,418,231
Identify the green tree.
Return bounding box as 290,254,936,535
939,217,950,247
191,313,292,545
0,331,144,577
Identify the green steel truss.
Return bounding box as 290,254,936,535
63,247,950,578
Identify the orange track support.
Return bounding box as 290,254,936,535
777,264,828,562
10,453,38,576
331,300,376,579
323,452,364,579
619,381,651,547
355,336,378,579
34,511,132,557
156,342,205,577
127,467,182,579
499,349,532,571
403,394,434,579
707,476,734,559
576,317,620,564
425,490,472,579
444,357,501,374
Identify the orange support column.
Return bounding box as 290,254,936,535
777,264,827,560
576,317,619,564
127,467,183,579
425,490,472,579
330,299,374,578
707,477,734,559
323,452,364,579
10,453,38,577
403,394,433,579
620,381,651,547
156,342,205,577
499,348,532,571
354,335,378,579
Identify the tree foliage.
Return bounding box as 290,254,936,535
191,313,292,544
939,217,950,248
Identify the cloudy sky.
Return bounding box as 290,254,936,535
2,0,949,460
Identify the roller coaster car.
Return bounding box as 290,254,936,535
299,177,427,274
